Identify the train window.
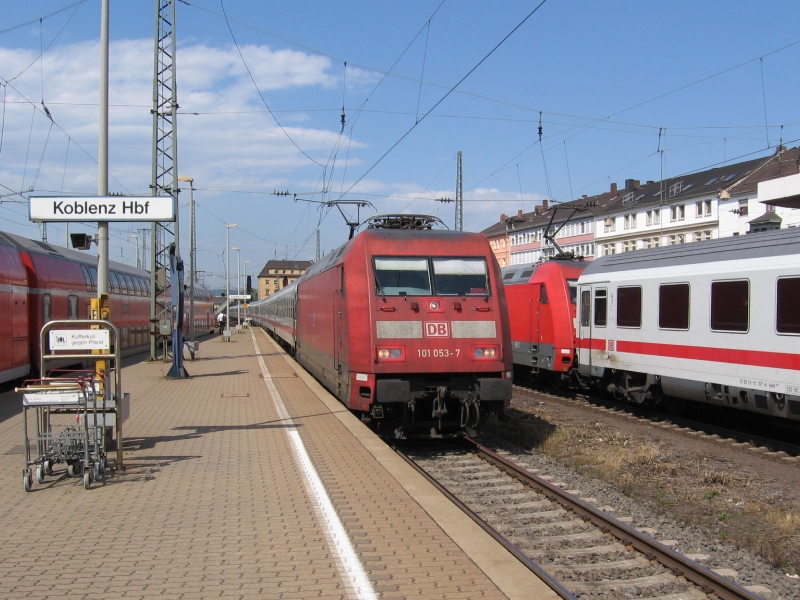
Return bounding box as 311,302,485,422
122,326,129,348
594,289,607,327
374,258,432,296
502,271,515,281
580,291,590,327
540,284,548,305
711,280,749,333
88,266,98,292
123,274,136,296
659,284,690,330
80,265,93,291
432,258,489,296
109,272,120,294
777,277,800,334
43,293,52,323
567,280,578,304
68,295,79,320
617,286,642,328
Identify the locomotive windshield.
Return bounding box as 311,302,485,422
374,257,489,297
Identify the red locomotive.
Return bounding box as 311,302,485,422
251,215,513,438
0,230,215,385
502,259,588,387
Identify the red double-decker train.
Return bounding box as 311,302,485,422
250,215,513,439
0,230,215,386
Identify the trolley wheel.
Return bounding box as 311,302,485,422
43,460,52,475
83,472,91,490
36,465,46,484
68,462,80,477
24,472,33,492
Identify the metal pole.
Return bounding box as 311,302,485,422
189,180,195,344
236,248,240,329
225,224,236,340
97,0,109,296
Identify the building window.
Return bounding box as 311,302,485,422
696,200,712,217
623,213,637,229
670,205,685,221
737,200,749,216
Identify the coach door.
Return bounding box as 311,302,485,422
577,284,607,376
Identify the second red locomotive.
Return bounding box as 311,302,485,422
251,215,513,438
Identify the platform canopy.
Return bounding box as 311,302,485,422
758,172,800,209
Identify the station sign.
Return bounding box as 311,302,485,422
229,294,251,300
49,329,110,350
29,196,175,222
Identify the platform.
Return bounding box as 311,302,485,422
0,327,560,599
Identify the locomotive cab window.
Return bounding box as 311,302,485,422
594,288,608,327
374,258,431,296
567,279,578,304
432,258,488,296
710,279,749,333
776,277,800,334
617,286,642,328
659,283,690,330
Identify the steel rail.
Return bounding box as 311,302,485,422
391,444,577,600
464,437,764,600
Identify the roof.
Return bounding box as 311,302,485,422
479,146,800,236
258,259,313,277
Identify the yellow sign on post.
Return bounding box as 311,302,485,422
91,295,111,394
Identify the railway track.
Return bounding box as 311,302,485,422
514,384,800,461
399,438,765,600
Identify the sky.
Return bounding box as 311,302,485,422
2,0,800,289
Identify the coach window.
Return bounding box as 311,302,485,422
43,294,52,323
80,265,92,292
109,272,120,294
432,258,489,296
88,266,98,292
777,277,800,334
617,286,642,328
594,289,608,327
68,295,79,320
580,290,590,327
123,274,136,296
659,283,690,329
710,280,749,332
374,258,432,296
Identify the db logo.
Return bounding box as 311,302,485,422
607,340,615,351
425,322,449,337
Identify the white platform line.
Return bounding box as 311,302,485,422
252,332,377,600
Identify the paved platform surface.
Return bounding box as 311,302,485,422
0,327,559,599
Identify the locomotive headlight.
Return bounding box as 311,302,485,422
472,345,500,360
429,300,442,311
376,346,405,362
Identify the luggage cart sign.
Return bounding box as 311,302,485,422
49,329,110,350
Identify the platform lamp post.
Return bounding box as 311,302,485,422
243,259,251,325
178,176,196,348
225,223,236,341
129,234,139,268
232,246,240,331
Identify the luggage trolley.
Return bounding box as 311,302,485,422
17,319,127,492
19,374,107,491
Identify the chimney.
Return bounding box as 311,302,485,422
542,198,549,210
625,179,640,191
610,182,618,195
500,213,507,223
517,209,524,218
